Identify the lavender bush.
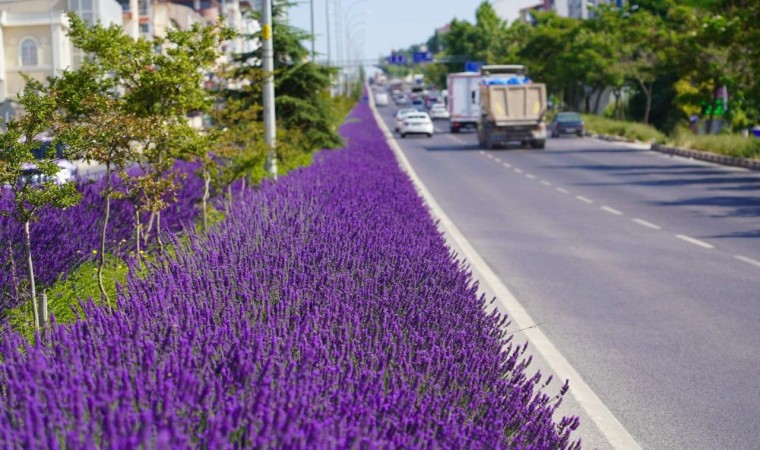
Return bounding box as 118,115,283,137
0,161,205,316
0,102,579,448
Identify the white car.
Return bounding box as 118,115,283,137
429,103,450,120
399,112,434,138
394,108,419,132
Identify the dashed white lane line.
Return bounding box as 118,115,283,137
494,157,503,163
479,150,486,155
557,187,570,194
540,180,552,186
503,162,512,168
514,168,524,174
526,174,536,180
601,206,623,216
676,235,714,249
576,195,594,204
632,219,661,230
735,255,760,268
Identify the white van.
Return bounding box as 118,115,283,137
375,92,390,106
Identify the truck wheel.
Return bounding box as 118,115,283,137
450,127,460,134
531,140,546,149
427,133,433,138
401,133,407,139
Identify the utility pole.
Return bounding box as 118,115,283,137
326,0,331,66
310,0,316,61
262,0,277,180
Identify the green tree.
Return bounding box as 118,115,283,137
0,78,81,330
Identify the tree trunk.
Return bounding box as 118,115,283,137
143,212,155,247
202,169,211,231
97,165,112,308
594,89,604,115
7,239,19,303
225,184,232,216
135,209,142,267
156,211,163,252
23,220,39,331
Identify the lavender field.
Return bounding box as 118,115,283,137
0,103,579,448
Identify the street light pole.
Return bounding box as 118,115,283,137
310,0,316,61
262,0,277,180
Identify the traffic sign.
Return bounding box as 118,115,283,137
387,54,407,65
413,51,434,63
465,61,485,73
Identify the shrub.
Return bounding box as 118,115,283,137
0,102,579,448
582,114,666,143
671,128,760,159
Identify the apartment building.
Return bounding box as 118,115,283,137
0,0,121,101
568,0,625,19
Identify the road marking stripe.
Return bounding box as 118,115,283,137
540,180,552,186
526,174,536,180
632,219,661,230
735,255,760,268
494,157,502,163
601,206,623,216
370,98,641,450
557,187,570,194
576,195,594,204
503,162,512,168
514,168,523,174
676,234,714,249
479,150,486,155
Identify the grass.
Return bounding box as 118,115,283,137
579,114,760,160
7,254,129,341
581,114,666,144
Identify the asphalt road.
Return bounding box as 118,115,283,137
377,104,760,449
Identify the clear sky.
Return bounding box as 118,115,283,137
286,0,540,68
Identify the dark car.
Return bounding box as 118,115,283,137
411,99,426,112
550,112,585,137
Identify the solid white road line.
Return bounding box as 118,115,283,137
576,195,594,204
632,219,661,230
526,174,536,180
735,255,760,268
369,93,641,450
601,206,623,216
557,187,570,194
676,234,714,249
540,180,552,186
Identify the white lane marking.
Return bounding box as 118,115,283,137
494,157,503,163
576,195,594,204
676,234,714,249
601,206,623,216
370,97,641,450
526,174,536,180
449,135,467,145
503,162,512,168
735,255,760,268
479,150,486,155
557,187,570,194
514,168,524,174
632,218,661,230
540,180,552,186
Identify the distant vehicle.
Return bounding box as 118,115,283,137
411,98,426,112
550,111,585,137
399,112,434,138
447,72,482,133
413,74,424,85
477,65,547,149
429,103,450,120
23,139,78,185
394,93,409,105
394,108,419,132
375,92,390,106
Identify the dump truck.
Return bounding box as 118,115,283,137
477,65,547,149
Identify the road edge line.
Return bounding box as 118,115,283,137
367,95,641,450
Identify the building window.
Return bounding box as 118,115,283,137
21,39,38,66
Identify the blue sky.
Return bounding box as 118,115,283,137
286,0,538,68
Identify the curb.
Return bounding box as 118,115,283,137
650,143,760,171
591,132,760,171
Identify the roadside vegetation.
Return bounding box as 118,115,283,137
0,1,357,331
384,0,760,160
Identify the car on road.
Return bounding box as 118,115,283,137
394,93,408,105
429,103,450,120
411,98,426,112
394,108,419,132
550,111,585,137
375,92,390,106
399,112,434,138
